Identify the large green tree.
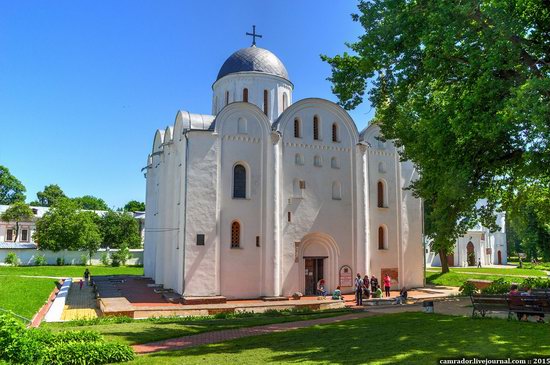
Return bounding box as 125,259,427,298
0,202,34,242
123,200,145,212
73,195,109,211
99,210,142,249
33,198,101,259
323,0,550,272
31,184,67,207
0,166,26,204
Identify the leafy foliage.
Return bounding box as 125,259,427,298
0,166,26,205
480,278,511,295
123,200,145,212
459,281,479,296
33,254,47,266
0,313,134,365
31,184,67,207
73,195,109,211
323,0,550,272
0,202,34,242
99,211,141,249
111,246,130,267
4,253,18,266
33,198,101,255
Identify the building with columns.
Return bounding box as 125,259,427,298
143,43,424,299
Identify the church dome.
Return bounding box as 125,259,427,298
216,46,289,81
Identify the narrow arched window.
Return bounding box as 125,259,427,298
314,155,322,167
378,226,386,250
332,123,338,142
295,153,304,166
332,181,342,200
294,118,301,138
377,181,385,208
282,93,288,110
263,90,269,115
313,116,320,140
231,221,240,248
243,88,249,102
225,91,230,106
331,157,339,169
233,164,247,198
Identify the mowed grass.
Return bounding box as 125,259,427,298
129,312,550,365
426,267,548,277
0,276,57,319
0,265,143,278
43,310,352,345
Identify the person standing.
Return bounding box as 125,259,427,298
383,274,391,297
370,275,378,293
363,275,371,299
477,259,482,268
84,268,90,286
354,273,364,306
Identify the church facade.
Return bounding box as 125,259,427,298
143,45,424,299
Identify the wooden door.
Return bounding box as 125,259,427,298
304,258,324,295
447,253,454,267
497,250,502,265
467,242,475,266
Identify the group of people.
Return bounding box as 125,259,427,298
354,273,405,305
509,284,545,323
315,273,409,305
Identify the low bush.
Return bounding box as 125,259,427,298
0,313,134,364
4,253,18,266
520,277,550,289
100,252,110,266
34,255,47,266
45,342,134,365
481,278,511,295
79,254,88,266
56,257,65,266
459,281,479,296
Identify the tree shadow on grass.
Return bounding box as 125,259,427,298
139,312,550,365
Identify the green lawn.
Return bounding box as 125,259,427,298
426,271,519,287
0,265,143,278
0,276,57,320
43,310,352,345
447,267,548,276
129,312,550,365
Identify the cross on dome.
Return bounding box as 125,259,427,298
246,25,262,46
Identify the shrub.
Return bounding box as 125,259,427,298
34,254,47,266
520,277,550,289
100,252,110,266
459,281,479,296
111,246,130,267
80,254,89,266
481,278,510,295
4,252,18,266
213,312,229,319
45,342,134,365
0,314,134,364
56,257,65,266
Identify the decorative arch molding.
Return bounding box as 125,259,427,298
152,129,165,154
298,232,341,293
214,102,272,138
164,126,174,144
274,98,359,145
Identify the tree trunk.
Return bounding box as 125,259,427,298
14,221,19,242
438,248,450,273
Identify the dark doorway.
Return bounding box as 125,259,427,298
497,250,502,265
304,258,324,295
467,242,475,266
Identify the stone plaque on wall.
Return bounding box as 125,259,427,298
339,265,353,287
381,268,399,287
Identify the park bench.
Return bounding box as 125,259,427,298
470,295,510,318
470,294,550,320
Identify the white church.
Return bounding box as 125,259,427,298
143,36,425,300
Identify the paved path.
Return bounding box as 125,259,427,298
133,311,373,354
61,281,99,320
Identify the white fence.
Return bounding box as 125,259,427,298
0,248,143,266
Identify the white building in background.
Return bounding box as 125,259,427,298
427,211,507,268
143,43,425,299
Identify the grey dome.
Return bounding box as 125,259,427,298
216,46,289,81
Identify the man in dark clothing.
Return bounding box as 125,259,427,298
354,273,364,305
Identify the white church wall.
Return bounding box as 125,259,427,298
216,105,272,299
183,132,219,297
143,154,156,279
276,100,359,296
212,73,292,121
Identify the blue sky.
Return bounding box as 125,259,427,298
0,1,374,208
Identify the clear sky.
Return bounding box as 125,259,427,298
0,1,374,209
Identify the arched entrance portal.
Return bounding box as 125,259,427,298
299,233,340,296
497,250,502,265
467,242,475,266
